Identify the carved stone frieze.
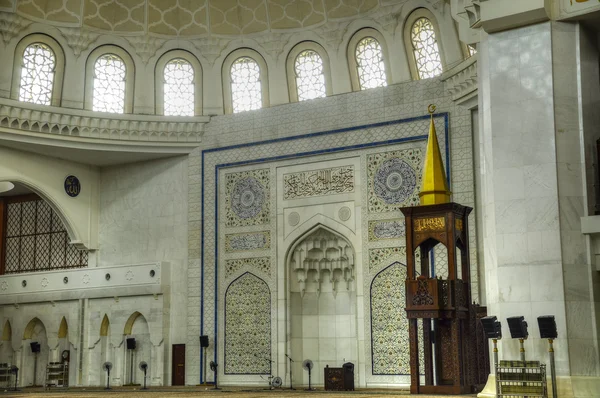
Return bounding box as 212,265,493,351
0,98,207,142
441,56,478,106
60,27,99,56
125,35,166,63
0,11,30,43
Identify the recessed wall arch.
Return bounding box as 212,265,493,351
23,317,46,340
222,48,270,114
100,314,110,337
123,312,143,335
58,317,68,339
11,33,65,107
2,320,12,341
155,49,203,116
286,41,333,103
84,45,135,113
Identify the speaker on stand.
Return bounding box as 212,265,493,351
102,362,112,390
538,316,558,398
126,338,136,385
139,362,148,390
30,342,40,387
200,335,209,384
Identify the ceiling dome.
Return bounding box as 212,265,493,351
1,0,388,37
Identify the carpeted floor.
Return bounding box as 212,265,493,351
0,386,473,398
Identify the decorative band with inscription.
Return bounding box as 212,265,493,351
414,217,445,232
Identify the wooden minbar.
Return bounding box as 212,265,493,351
402,202,487,394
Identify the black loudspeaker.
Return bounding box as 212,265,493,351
30,342,40,353
481,316,502,339
200,335,209,348
537,316,558,339
126,338,136,350
507,316,529,339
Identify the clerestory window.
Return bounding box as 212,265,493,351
164,58,195,116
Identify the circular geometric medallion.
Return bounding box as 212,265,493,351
338,206,351,221
288,212,300,226
231,177,265,219
373,158,417,204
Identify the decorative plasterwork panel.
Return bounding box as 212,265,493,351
324,0,378,19
289,227,354,296
0,99,207,142
148,0,209,36
83,0,146,33
441,57,477,105
225,169,270,227
225,232,270,253
224,272,271,374
224,257,271,279
283,165,354,200
209,0,269,35
267,0,325,29
367,148,423,213
368,219,405,241
17,0,80,24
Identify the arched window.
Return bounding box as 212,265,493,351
155,50,203,116
231,57,262,113
85,45,135,113
286,42,332,103
164,59,194,116
347,28,390,91
19,43,55,105
222,49,269,114
11,34,65,107
93,54,126,113
404,9,445,80
294,50,325,101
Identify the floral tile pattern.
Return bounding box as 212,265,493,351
224,257,271,279
225,169,270,227
224,272,271,374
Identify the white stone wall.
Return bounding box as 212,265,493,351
192,76,477,387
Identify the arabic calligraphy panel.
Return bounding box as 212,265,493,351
283,165,354,200
368,219,405,241
225,231,271,253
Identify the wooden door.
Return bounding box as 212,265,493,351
172,344,185,385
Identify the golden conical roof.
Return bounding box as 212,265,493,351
419,105,451,205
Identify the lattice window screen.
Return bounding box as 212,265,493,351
4,198,88,274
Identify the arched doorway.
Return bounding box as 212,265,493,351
22,317,48,386
287,226,357,386
123,312,150,386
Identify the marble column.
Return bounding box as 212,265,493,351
477,21,600,398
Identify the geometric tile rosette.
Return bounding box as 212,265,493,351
224,272,271,374
371,263,410,374
367,148,423,213
225,169,270,227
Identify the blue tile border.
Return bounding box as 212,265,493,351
199,113,450,383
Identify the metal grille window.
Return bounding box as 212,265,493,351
164,58,195,116
294,50,326,101
3,198,87,274
355,37,387,90
410,18,443,79
230,57,262,113
93,54,126,113
19,43,56,105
